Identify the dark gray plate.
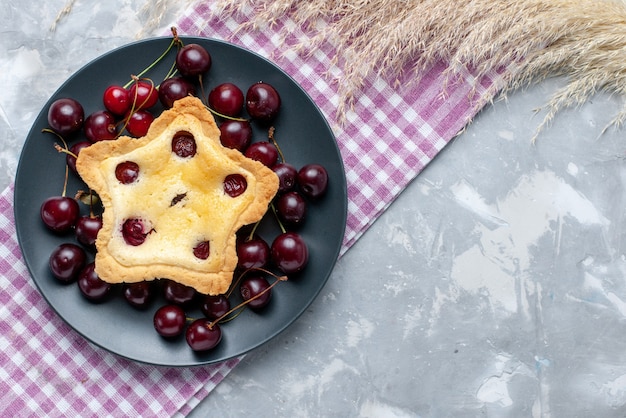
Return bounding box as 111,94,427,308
14,37,347,366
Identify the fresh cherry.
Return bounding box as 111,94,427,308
176,44,211,78
201,294,230,320
276,191,307,226
237,237,270,269
240,275,271,310
75,215,102,247
244,141,278,167
186,319,221,351
219,120,252,151
273,162,298,194
246,82,281,122
66,140,91,174
84,110,118,142
298,163,328,199
159,77,194,108
126,109,154,137
47,98,84,136
49,243,87,283
163,280,196,305
209,82,244,117
40,196,79,233
77,262,111,301
124,281,153,309
271,232,309,274
153,304,186,337
103,85,131,115
128,80,159,110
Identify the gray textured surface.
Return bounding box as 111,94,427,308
3,1,626,416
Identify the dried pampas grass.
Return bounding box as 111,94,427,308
214,0,626,136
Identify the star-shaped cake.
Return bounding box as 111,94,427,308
76,96,279,295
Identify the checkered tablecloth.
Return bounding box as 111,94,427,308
0,1,511,416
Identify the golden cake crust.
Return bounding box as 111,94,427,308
76,96,279,295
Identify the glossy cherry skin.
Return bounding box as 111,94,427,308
103,85,131,115
77,262,111,302
237,237,270,270
219,120,252,152
40,196,79,234
84,110,118,142
271,232,309,274
75,215,102,247
125,109,154,137
244,141,278,168
239,275,271,310
246,82,280,123
276,191,307,226
273,163,298,194
47,98,84,136
201,294,230,320
186,319,221,351
123,281,153,309
297,164,329,199
209,82,244,117
176,44,211,78
159,77,194,108
128,80,158,110
49,243,87,283
66,140,91,174
163,280,196,305
153,304,186,338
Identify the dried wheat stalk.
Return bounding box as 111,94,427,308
212,0,626,137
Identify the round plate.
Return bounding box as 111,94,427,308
14,37,347,366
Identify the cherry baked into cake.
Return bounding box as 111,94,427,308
76,96,279,295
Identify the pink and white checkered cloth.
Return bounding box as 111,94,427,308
0,1,511,416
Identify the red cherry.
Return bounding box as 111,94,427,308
126,110,154,137
297,164,329,199
209,82,244,117
75,215,102,247
103,85,131,115
176,44,211,78
153,304,186,337
66,141,91,174
128,80,159,110
47,98,84,136
84,110,118,142
246,82,281,122
40,196,79,233
186,319,221,351
49,243,87,283
77,262,111,301
219,120,252,151
271,232,309,274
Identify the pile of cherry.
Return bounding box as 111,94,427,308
40,35,329,352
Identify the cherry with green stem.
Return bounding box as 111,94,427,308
208,269,288,327
41,129,80,234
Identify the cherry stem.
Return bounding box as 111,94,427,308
204,105,248,122
247,219,261,241
270,202,287,234
208,270,288,328
122,28,182,89
43,128,71,197
267,126,285,163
